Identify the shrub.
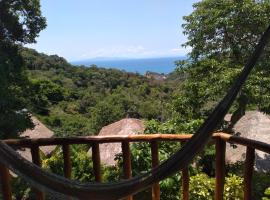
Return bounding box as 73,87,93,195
224,174,243,200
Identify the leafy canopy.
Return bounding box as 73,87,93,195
0,0,46,44
173,0,270,126
0,0,46,138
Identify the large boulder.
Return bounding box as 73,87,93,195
88,118,144,166
225,111,270,172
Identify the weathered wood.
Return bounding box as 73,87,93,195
244,147,255,200
3,134,193,147
92,142,102,182
4,133,270,155
122,141,133,200
214,132,270,154
0,163,12,200
181,142,189,200
151,141,160,200
215,138,226,200
182,167,189,200
62,144,71,179
30,146,45,200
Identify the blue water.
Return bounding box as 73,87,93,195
71,56,185,74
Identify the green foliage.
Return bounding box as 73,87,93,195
11,177,33,199
263,187,270,200
189,173,214,200
144,118,204,135
187,173,243,200
0,0,46,44
18,47,176,136
224,174,243,200
0,42,34,138
252,172,270,200
43,145,95,182
172,0,270,127
0,0,46,139
182,0,270,62
29,79,65,115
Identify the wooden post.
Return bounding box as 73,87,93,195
182,167,189,200
151,141,160,200
244,147,255,200
181,141,189,200
215,138,226,200
92,142,102,182
30,145,45,200
62,144,72,179
0,163,12,200
122,141,133,200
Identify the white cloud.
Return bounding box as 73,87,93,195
171,47,191,55
78,45,191,60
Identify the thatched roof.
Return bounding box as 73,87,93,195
17,116,56,162
88,118,144,166
225,111,270,172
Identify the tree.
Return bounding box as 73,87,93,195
0,0,46,138
173,0,270,128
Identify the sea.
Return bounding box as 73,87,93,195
71,56,186,74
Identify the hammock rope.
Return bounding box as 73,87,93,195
0,25,270,200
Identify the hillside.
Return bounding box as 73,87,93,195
20,47,180,137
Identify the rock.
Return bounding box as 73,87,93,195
145,71,167,81
88,118,144,166
225,111,270,172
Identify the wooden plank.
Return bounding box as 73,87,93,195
0,163,12,200
30,145,45,200
215,138,226,200
244,147,255,200
151,141,160,200
92,142,102,182
62,144,72,179
122,141,133,200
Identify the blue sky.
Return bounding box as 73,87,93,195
26,0,199,61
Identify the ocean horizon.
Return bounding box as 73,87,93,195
71,56,186,74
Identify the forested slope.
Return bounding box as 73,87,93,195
20,47,179,137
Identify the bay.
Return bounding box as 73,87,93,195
71,56,185,74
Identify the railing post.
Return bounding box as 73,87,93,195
30,145,45,200
122,141,133,200
244,147,255,200
0,163,12,200
151,141,160,200
182,167,189,200
92,142,102,182
181,142,189,200
62,144,72,179
215,138,226,200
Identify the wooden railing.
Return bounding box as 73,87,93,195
1,132,270,200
